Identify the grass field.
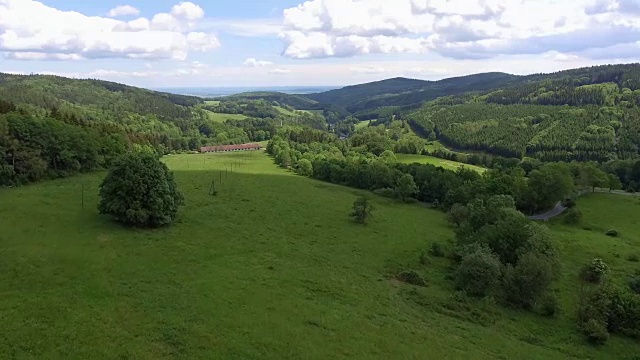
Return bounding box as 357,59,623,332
204,100,220,106
204,110,247,123
397,153,486,173
1,152,639,359
355,120,371,130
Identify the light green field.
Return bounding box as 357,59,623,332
1,152,639,359
204,110,247,123
275,106,312,116
397,153,486,173
204,100,220,106
355,120,371,130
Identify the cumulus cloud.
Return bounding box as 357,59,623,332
107,5,140,17
280,0,640,61
243,58,274,67
171,2,205,21
0,0,219,61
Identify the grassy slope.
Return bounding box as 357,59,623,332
274,106,312,116
0,152,639,359
355,120,371,130
397,153,487,173
204,110,247,123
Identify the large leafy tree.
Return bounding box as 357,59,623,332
98,152,184,227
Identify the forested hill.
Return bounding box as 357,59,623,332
304,73,519,113
0,73,203,121
408,64,640,163
219,91,318,109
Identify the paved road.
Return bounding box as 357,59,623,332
528,201,566,221
528,189,639,221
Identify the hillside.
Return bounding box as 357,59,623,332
2,151,639,358
304,73,520,113
219,91,319,110
0,73,203,121
408,65,640,162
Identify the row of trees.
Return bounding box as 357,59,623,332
266,130,595,214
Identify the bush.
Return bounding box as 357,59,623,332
628,276,640,295
350,196,373,224
430,242,445,257
455,248,502,297
373,188,395,198
628,254,639,262
563,208,582,225
503,252,554,309
578,284,640,340
419,252,430,266
295,159,313,176
397,270,427,287
605,229,620,237
582,319,610,345
537,293,560,317
562,196,577,209
580,258,609,283
98,152,184,227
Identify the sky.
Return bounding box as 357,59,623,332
0,0,639,88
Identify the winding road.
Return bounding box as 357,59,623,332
528,189,639,221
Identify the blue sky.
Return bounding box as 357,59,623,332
1,0,639,88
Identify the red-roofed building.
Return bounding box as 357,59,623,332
200,143,263,153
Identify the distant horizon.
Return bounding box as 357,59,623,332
155,85,340,97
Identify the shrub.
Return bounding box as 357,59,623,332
373,188,395,198
628,254,639,262
350,196,373,224
455,248,502,297
605,229,620,237
578,284,640,341
397,270,427,287
295,159,313,177
98,152,184,227
537,293,560,317
430,242,445,257
419,252,430,266
628,275,640,295
503,252,554,309
605,286,640,338
563,208,582,225
582,319,610,345
562,196,577,209
580,258,609,283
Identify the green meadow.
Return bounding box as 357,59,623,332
204,110,248,123
355,120,371,130
397,153,487,173
0,151,639,359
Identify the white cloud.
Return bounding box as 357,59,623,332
243,58,274,67
0,0,220,61
107,5,140,17
542,51,582,62
200,19,283,36
280,0,640,60
5,52,84,60
171,2,205,21
349,65,386,74
269,68,291,74
186,32,220,51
